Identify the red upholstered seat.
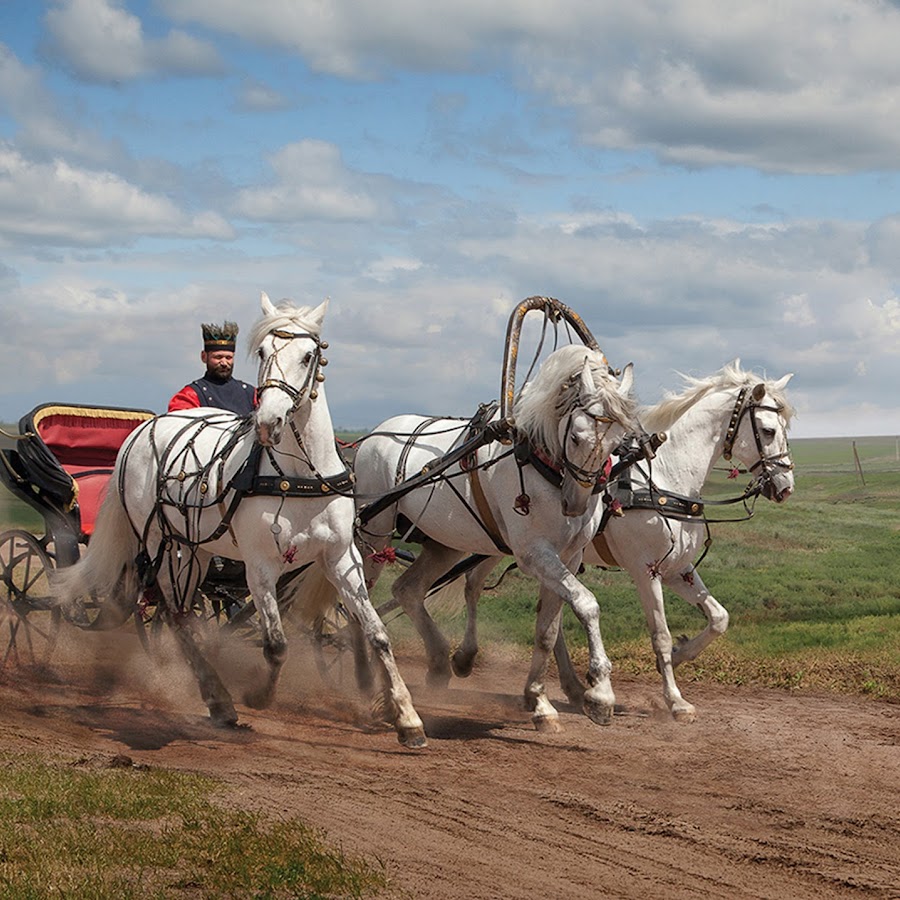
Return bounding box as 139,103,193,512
30,406,155,536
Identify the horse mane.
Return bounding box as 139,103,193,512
641,359,795,433
513,344,635,460
246,300,325,354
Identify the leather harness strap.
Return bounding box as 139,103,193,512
467,460,511,554
591,532,618,567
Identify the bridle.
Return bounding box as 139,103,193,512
722,386,793,488
560,407,619,488
256,329,328,414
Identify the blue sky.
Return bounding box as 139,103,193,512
2,0,900,437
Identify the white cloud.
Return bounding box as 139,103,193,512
0,145,234,245
162,0,900,173
45,0,223,83
0,44,126,167
233,140,382,222
233,79,291,112
861,297,900,350
363,256,423,283
782,294,815,327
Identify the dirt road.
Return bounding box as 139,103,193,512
1,629,898,899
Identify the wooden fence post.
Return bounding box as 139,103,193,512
852,440,866,486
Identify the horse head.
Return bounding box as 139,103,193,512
726,374,795,503
559,358,636,516
251,292,329,447
516,346,638,518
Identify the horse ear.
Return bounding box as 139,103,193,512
618,362,634,396
260,291,277,316
752,382,766,401
309,298,329,331
772,373,793,391
578,356,594,397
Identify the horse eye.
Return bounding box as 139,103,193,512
762,427,776,439
257,348,264,360
303,351,313,365
570,434,581,447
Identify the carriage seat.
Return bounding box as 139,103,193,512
26,404,156,536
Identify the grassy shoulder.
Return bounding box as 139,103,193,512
0,754,399,899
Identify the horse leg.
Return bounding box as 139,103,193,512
523,588,565,732
346,615,373,693
242,570,287,710
633,572,696,723
553,626,586,705
158,595,237,726
325,547,425,748
451,556,497,678
523,546,615,726
665,569,729,668
392,542,466,688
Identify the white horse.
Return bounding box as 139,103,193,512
354,345,638,732
53,293,425,748
452,361,795,722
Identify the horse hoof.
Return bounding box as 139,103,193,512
398,727,428,749
583,698,614,726
450,654,474,678
243,688,273,710
672,704,696,723
210,704,238,727
532,714,562,734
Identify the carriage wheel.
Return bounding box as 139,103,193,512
60,583,138,631
134,586,244,656
309,604,355,686
0,530,61,670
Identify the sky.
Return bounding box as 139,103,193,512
1,1,899,438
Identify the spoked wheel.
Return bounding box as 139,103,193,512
309,604,356,686
134,585,248,657
60,584,138,632
0,529,61,670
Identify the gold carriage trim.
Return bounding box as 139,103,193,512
30,404,156,430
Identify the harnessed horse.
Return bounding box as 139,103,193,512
53,293,426,747
453,362,795,721
353,345,639,732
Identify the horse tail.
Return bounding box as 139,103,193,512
282,562,340,627
52,479,142,609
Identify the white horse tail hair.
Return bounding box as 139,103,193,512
52,480,142,608
281,562,340,627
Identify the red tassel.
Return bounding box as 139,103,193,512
598,456,613,485
728,467,740,479
368,547,397,565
